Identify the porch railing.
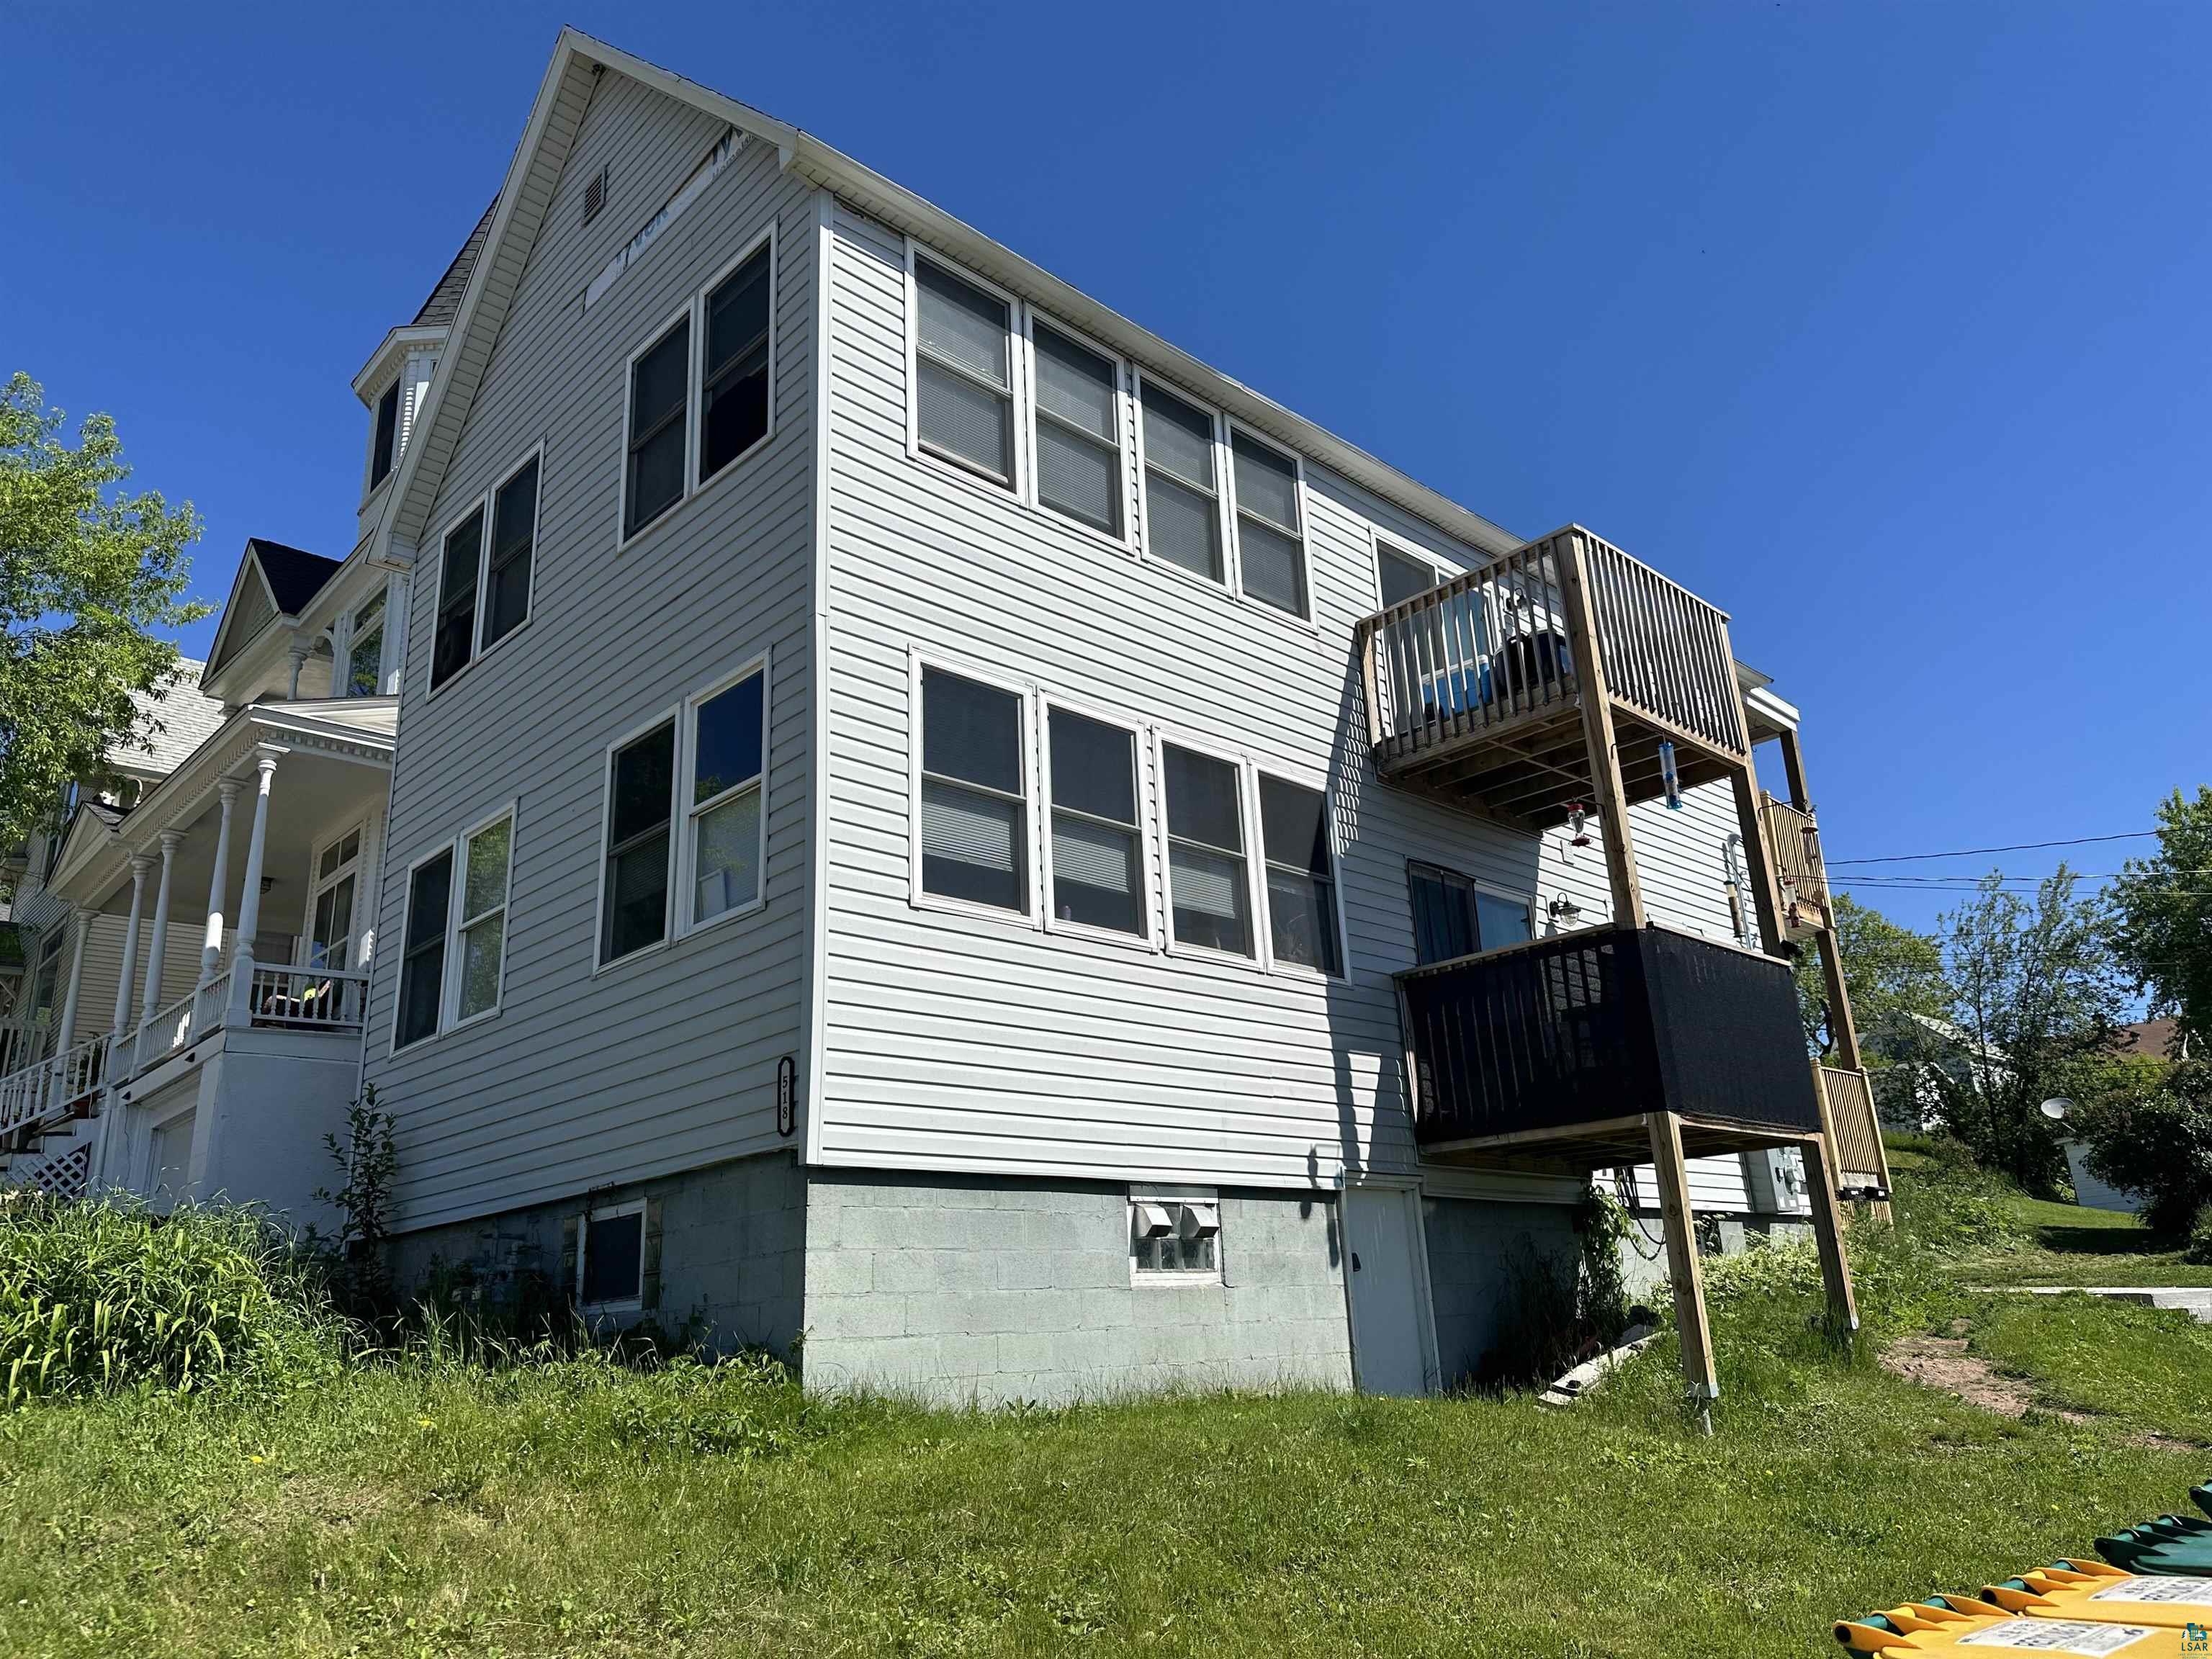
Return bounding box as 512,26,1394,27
242,965,369,1032
1763,796,1830,922
0,1035,106,1139
134,987,201,1074
1817,1065,1887,1188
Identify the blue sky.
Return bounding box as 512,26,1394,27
9,1,2206,936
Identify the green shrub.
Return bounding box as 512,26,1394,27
2072,1061,2212,1238
1885,1137,2028,1254
0,1193,343,1404
2187,1202,2212,1267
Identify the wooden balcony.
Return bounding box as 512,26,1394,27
1763,795,1831,942
1396,924,1825,1171
1357,526,1751,830
1815,1064,1889,1197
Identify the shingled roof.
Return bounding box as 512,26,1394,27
246,539,342,615
413,196,499,328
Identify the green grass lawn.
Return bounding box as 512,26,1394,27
1962,1290,2212,1443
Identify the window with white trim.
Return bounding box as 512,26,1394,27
913,258,1015,485
431,450,539,693
1046,706,1143,936
1160,742,1250,956
624,314,691,539
346,588,386,697
1377,542,1440,608
1031,323,1123,536
1230,430,1307,618
307,827,361,972
369,381,400,490
1258,776,1341,975
394,809,515,1048
917,666,1028,913
579,1202,645,1307
1138,380,1223,583
1130,1195,1221,1278
698,242,772,483
598,660,771,964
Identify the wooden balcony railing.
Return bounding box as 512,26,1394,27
1396,923,1823,1166
1357,526,1749,827
1762,796,1830,940
1816,1065,1889,1195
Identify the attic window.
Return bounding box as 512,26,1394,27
1130,1195,1221,1280
369,382,400,490
583,165,609,226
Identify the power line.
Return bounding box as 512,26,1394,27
1825,830,2158,867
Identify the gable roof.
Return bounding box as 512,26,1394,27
250,539,342,613
415,197,499,327
203,539,340,680
380,28,1522,563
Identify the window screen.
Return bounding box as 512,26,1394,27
1377,545,1437,608
369,382,400,488
1260,777,1341,974
603,723,675,962
626,317,691,538
701,244,771,479
1408,863,1532,966
689,671,765,924
457,817,511,1021
483,457,537,650
1033,325,1123,536
431,508,482,692
1231,433,1305,616
1162,744,1249,956
581,1209,644,1304
1048,708,1141,935
1140,382,1221,582
395,850,451,1049
914,261,1013,483
920,667,1026,912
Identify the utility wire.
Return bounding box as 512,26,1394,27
1826,830,2158,866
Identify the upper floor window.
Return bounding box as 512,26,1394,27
913,259,1015,485
598,659,771,966
1407,862,1532,967
699,242,772,483
1138,382,1223,585
619,225,779,547
431,449,540,693
917,665,1028,914
1045,706,1143,937
624,315,691,540
1030,323,1123,537
1258,776,1340,974
308,827,361,971
1230,431,1307,619
1161,742,1249,957
1377,543,1441,609
346,590,386,697
369,382,400,490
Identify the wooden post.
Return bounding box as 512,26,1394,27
1776,726,1812,813
1799,1130,1860,1339
1644,1110,1717,1428
1555,531,1647,931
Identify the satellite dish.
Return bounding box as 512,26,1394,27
2039,1097,2074,1121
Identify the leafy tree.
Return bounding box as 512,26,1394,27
0,372,205,863
2109,786,2212,1053
1795,891,1948,1058
2073,1058,2212,1238
1928,867,2128,1194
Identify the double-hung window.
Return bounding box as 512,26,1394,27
1407,862,1533,967
1045,706,1143,936
1230,431,1307,618
1030,323,1123,536
394,809,515,1050
624,313,691,540
1259,776,1341,975
1138,381,1223,583
913,259,1015,485
699,242,772,482
598,660,771,965
1160,742,1250,956
346,589,386,697
369,381,400,490
917,666,1028,914
431,449,540,693
1377,543,1441,608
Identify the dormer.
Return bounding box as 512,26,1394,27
201,539,346,707
353,324,445,537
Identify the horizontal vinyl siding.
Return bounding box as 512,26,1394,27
364,72,817,1232
815,204,1614,1193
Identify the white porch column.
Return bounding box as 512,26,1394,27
227,752,280,1018
112,856,151,1036
199,779,239,979
52,912,91,1056
138,832,183,1025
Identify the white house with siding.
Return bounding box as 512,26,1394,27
3,30,1887,1402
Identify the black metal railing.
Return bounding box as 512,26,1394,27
1398,925,1821,1148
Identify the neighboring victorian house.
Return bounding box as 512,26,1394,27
3,31,1886,1405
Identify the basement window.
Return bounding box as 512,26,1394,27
1130,1195,1222,1281
579,1202,646,1307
